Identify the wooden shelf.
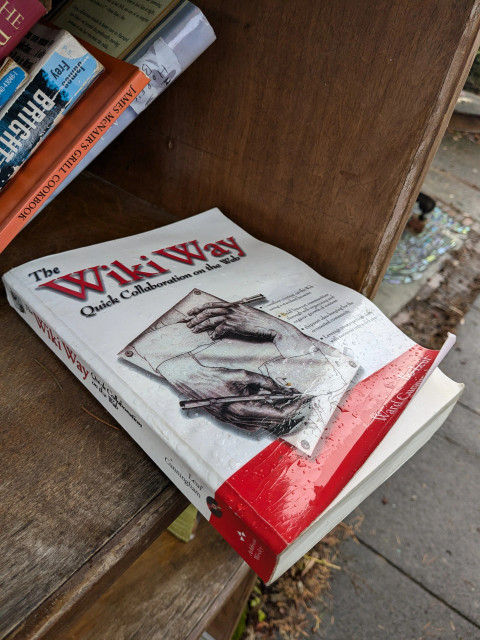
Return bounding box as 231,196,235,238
90,0,480,296
63,518,255,640
2,1,480,637
0,174,188,639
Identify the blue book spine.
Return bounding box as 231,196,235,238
0,60,28,110
0,24,103,190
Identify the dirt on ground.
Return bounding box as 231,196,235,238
392,209,480,349
240,517,363,640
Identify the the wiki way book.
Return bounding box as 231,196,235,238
2,209,463,582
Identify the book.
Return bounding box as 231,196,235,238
0,0,47,61
2,209,463,583
124,0,213,65
22,1,215,222
0,40,149,253
51,0,181,60
0,56,28,109
0,22,104,190
167,504,199,542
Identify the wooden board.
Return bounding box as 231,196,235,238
0,173,188,639
89,0,480,296
63,518,254,640
206,568,257,640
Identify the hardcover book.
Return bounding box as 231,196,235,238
0,0,47,61
0,40,149,252
2,209,463,583
0,22,104,190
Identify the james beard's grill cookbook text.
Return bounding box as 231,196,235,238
2,208,462,583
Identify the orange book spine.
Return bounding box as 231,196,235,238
0,66,148,253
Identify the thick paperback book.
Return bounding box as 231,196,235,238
2,209,462,582
0,22,104,189
0,41,149,253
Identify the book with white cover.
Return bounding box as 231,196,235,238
2,209,463,583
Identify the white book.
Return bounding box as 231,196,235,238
2,209,463,583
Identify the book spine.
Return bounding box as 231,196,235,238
0,67,149,252
3,278,280,582
0,30,103,189
0,57,28,109
208,488,281,582
23,3,216,223
0,0,46,60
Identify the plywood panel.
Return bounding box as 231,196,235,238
90,0,480,295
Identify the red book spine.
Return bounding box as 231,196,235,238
213,344,438,582
0,0,46,61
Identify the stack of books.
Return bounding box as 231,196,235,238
0,0,216,253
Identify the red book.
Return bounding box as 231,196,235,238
0,42,149,252
0,0,47,61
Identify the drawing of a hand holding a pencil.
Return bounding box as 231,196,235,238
120,289,359,446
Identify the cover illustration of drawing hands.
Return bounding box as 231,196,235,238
119,289,360,454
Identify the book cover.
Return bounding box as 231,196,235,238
51,0,181,59
1,209,461,583
0,0,46,61
0,56,28,109
25,1,216,222
0,41,149,253
0,22,104,190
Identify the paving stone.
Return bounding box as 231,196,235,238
374,259,449,319
311,539,479,640
349,432,480,625
430,133,480,192
439,401,480,456
422,168,480,221
440,305,480,413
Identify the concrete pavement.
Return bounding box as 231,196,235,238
315,299,480,640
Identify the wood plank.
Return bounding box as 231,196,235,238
89,0,480,296
205,569,257,640
0,174,187,639
7,488,188,640
62,518,253,640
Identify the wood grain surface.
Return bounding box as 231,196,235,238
0,174,188,639
63,518,254,640
89,0,480,296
